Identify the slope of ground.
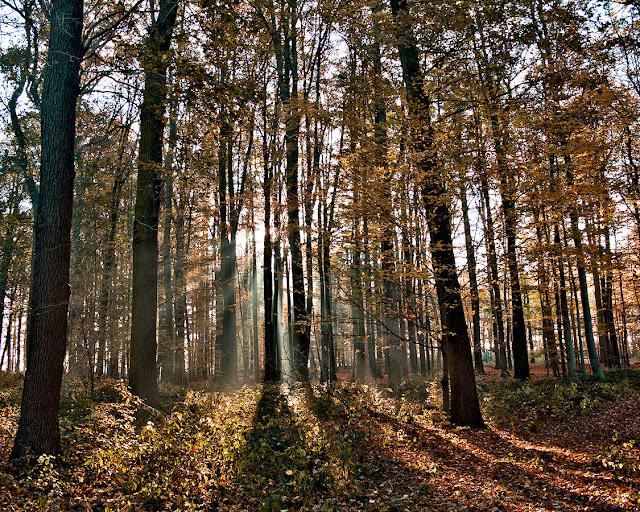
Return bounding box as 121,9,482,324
0,366,639,511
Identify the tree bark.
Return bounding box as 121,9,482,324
173,181,188,384
263,115,278,382
390,0,483,427
130,0,179,406
97,164,126,378
554,224,578,381
159,114,176,382
11,0,84,459
480,174,508,375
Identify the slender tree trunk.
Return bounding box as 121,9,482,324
461,181,483,374
1,287,15,371
618,271,630,366
252,231,260,381
565,158,605,380
173,184,188,384
585,221,609,366
403,228,418,375
352,214,366,382
567,245,587,377
159,114,177,382
363,218,378,379
97,168,125,378
0,186,20,367
416,247,428,376
492,123,529,380
534,210,559,377
318,213,328,383
480,175,508,375
554,224,578,381
263,122,277,382
602,225,621,367
217,118,239,383
278,0,309,381
372,21,402,390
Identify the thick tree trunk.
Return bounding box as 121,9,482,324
130,0,179,406
11,0,84,459
391,0,483,427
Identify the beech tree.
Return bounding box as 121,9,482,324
129,0,179,406
4,0,640,442
390,0,484,427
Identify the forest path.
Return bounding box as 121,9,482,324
231,376,640,511
1,371,639,511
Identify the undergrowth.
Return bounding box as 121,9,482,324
481,368,640,431
1,368,639,510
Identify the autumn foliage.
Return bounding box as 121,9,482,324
1,367,639,511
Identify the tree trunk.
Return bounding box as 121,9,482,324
460,181,483,374
554,224,578,381
565,158,605,380
263,117,278,382
11,0,84,459
491,119,529,380
480,174,508,375
159,114,176,382
97,167,125,378
277,0,309,381
391,0,483,427
130,0,179,406
173,182,189,384
352,214,366,382
534,210,559,377
363,218,378,379
0,184,21,369
403,228,418,375
601,224,621,367
252,231,260,382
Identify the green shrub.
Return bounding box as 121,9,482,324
597,437,640,475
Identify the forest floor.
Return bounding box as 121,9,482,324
1,363,639,511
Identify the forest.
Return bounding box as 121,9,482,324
1,0,640,510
